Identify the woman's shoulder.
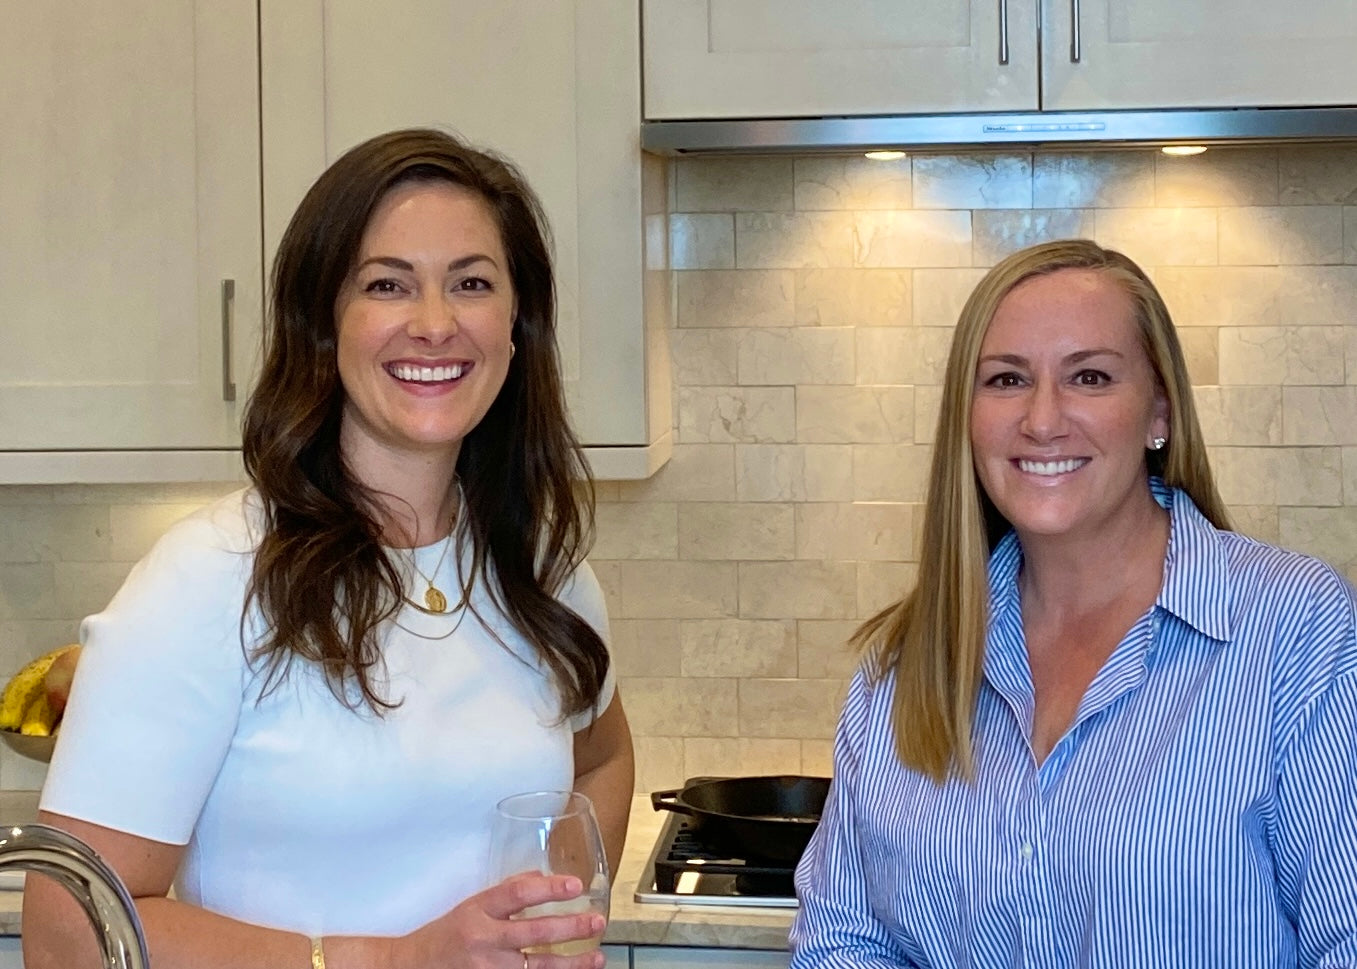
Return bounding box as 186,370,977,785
150,487,263,556
1215,527,1354,612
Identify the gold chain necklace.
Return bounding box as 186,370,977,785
409,529,454,613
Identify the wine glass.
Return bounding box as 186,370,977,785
488,790,611,956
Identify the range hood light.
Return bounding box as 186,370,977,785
1161,145,1208,156
864,149,907,161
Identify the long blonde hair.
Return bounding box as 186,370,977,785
856,239,1231,782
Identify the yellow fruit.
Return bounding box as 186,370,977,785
0,645,78,731
19,693,54,736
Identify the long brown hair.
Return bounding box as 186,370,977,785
856,239,1231,782
241,128,605,718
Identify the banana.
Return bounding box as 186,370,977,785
19,693,54,737
0,645,78,731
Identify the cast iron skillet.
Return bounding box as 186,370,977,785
651,774,831,864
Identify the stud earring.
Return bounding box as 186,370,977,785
509,341,516,359
1151,436,1167,450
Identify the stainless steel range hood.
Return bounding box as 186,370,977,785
641,106,1357,155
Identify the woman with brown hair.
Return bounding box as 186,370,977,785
25,128,632,969
791,240,1357,967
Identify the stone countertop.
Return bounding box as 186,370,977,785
0,794,796,949
604,795,794,950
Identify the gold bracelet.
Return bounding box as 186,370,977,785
310,936,326,969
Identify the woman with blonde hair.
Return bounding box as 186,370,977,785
791,239,1357,967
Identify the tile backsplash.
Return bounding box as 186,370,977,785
5,145,1357,792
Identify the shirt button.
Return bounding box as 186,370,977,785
1019,842,1034,860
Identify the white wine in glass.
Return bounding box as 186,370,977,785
490,791,611,957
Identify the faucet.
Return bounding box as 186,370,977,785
0,822,148,969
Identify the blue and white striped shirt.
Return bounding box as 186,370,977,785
791,482,1357,968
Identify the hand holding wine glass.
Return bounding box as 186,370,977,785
489,791,611,959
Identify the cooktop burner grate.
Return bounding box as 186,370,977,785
634,810,799,908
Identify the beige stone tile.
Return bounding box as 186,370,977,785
1209,446,1342,506
738,678,847,739
52,562,131,621
1217,326,1345,386
738,561,858,620
680,619,797,677
914,386,944,444
801,740,836,777
1193,386,1282,446
0,621,80,667
795,502,914,562
593,502,678,559
682,737,804,779
1283,387,1357,445
794,269,912,326
623,676,738,737
1218,207,1343,265
675,157,795,212
858,562,919,616
0,746,51,791
678,503,795,561
1154,148,1278,207
1278,146,1357,204
619,444,736,503
913,268,988,325
972,209,1097,266
1092,208,1219,268
1345,207,1357,264
734,444,855,502
677,387,797,444
852,445,933,502
632,736,685,793
1276,267,1357,324
793,156,912,211
1225,505,1280,545
108,503,210,563
796,386,915,444
642,152,670,217
1032,151,1155,208
0,505,109,563
1349,329,1357,385
671,329,740,387
855,211,973,268
1279,506,1357,576
618,561,739,619
797,620,863,679
0,487,55,506
1154,267,1284,326
855,327,954,385
736,212,856,269
671,214,735,270
590,481,621,503
49,482,241,505
738,327,855,386
912,153,1032,209
675,269,796,328
1177,327,1218,385
0,564,56,621
1346,447,1357,503
589,560,623,621
609,619,681,677
645,213,669,272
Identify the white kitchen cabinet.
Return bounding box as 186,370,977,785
1042,0,1357,110
262,0,672,479
0,1,262,475
644,0,1357,120
0,937,17,969
642,0,1039,119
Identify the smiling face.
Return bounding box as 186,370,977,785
969,267,1170,545
334,179,515,479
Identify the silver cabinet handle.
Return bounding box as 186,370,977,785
1070,0,1081,62
998,0,1009,65
220,279,237,403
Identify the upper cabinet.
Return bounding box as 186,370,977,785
263,0,672,479
643,0,1357,119
0,1,261,475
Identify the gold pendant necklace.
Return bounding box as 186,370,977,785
410,529,454,614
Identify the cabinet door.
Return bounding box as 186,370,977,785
632,947,790,969
1042,0,1357,110
643,0,1038,119
0,0,262,450
265,0,665,459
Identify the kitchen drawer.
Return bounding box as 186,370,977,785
632,947,790,969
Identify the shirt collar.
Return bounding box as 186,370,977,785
986,478,1233,645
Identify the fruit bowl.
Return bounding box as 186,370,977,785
0,729,56,763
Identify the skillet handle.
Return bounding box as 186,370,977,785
651,789,695,816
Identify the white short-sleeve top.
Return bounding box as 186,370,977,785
41,488,614,937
